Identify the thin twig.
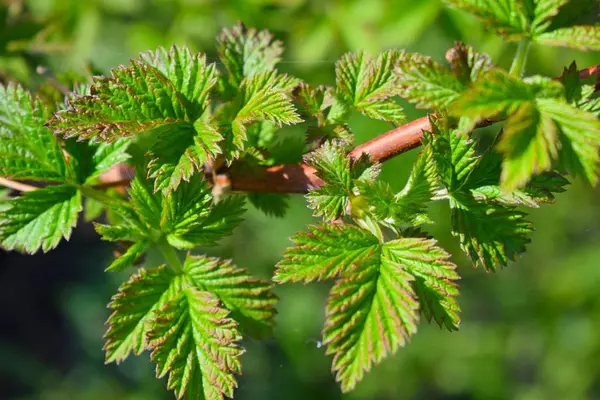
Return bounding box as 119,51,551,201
0,177,37,192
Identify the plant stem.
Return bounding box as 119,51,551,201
156,236,182,273
0,177,37,192
509,39,531,78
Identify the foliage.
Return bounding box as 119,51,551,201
1,2,599,397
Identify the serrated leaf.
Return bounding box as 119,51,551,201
355,148,439,227
445,0,530,40
184,255,278,337
104,266,180,363
395,51,464,109
424,115,479,191
497,102,559,190
384,238,459,330
217,22,284,91
536,25,600,50
0,83,68,181
147,121,222,193
531,0,570,34
304,140,353,219
323,236,458,391
445,42,494,84
450,194,533,271
335,50,405,124
247,193,289,218
105,241,150,272
324,251,418,392
225,71,302,161
539,98,600,185
148,287,243,400
275,222,380,283
162,178,246,249
130,174,163,230
140,45,218,114
0,185,81,254
87,139,131,182
50,61,191,142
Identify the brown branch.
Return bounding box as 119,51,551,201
0,177,37,192
2,65,599,195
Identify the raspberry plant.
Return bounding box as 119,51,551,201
1,1,600,398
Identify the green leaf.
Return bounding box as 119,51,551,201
148,287,243,400
445,42,494,85
424,115,479,191
147,121,222,193
184,255,278,337
140,45,218,115
83,197,105,222
0,185,81,254
323,236,457,391
275,222,380,283
395,52,464,109
225,71,302,161
86,139,131,182
105,241,150,272
0,83,68,181
449,70,595,189
162,178,246,249
536,25,600,50
217,22,284,91
50,61,191,142
386,239,460,331
530,0,569,34
247,193,289,218
450,194,533,271
335,50,405,124
355,148,439,226
539,98,600,185
497,102,559,189
444,0,530,40
130,174,163,230
304,140,353,219
104,265,180,363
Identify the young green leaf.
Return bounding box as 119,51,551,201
539,98,600,185
104,266,181,363
147,121,222,193
354,148,439,226
0,83,68,181
535,25,600,51
450,194,533,271
323,235,458,391
275,222,380,283
224,71,302,161
140,45,218,114
444,0,530,40
445,42,494,84
335,50,405,124
50,61,191,142
304,140,353,219
184,255,278,337
105,241,150,272
424,115,479,191
148,287,243,400
162,178,246,249
217,22,284,91
324,248,418,392
247,193,289,218
395,52,464,109
0,185,81,253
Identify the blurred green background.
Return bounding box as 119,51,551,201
1,0,600,399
